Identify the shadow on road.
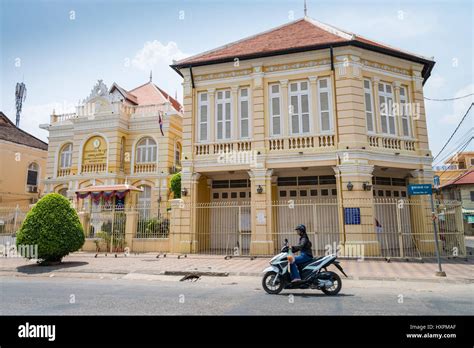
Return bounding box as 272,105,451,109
275,292,354,298
16,261,88,274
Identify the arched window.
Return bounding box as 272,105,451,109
175,142,181,167
119,137,126,172
59,143,73,168
136,137,157,163
27,163,39,188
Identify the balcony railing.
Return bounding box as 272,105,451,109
368,135,416,152
194,140,252,156
57,168,71,177
81,163,107,173
268,134,335,151
134,163,157,174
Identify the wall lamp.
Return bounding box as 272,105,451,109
346,182,354,191
181,187,188,196
256,185,264,194
362,182,372,191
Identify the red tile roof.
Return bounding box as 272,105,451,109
172,17,434,81
110,82,182,112
0,112,48,150
441,170,474,188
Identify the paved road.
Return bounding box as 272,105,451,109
0,275,473,315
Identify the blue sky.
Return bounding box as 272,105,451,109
1,0,472,164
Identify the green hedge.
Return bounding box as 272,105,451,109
16,193,85,263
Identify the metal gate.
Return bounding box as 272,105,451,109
88,204,127,254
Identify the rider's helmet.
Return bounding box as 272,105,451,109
295,224,306,235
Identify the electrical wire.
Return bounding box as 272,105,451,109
425,93,474,101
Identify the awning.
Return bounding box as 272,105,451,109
75,184,143,202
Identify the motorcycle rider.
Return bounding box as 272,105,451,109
289,224,313,282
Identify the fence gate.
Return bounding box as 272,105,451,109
195,202,251,256
88,205,127,254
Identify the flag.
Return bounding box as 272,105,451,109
158,111,164,136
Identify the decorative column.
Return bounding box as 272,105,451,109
309,76,319,134
248,167,274,255
408,168,436,255
392,81,403,137
231,85,239,140
280,79,289,137
371,76,381,134
251,65,265,151
208,88,216,143
333,161,380,257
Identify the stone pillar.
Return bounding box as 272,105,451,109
125,210,138,251
169,171,200,253
309,76,319,134
231,85,239,140
251,65,265,151
280,79,289,136
248,167,274,255
78,211,90,238
334,161,380,257
208,88,216,143
392,81,403,137
408,168,436,254
371,76,381,134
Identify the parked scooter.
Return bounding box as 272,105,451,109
262,239,348,295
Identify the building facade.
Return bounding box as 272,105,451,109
434,151,474,186
0,112,48,206
170,17,440,256
40,79,183,210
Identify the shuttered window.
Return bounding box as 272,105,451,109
363,79,375,133
400,86,411,137
239,88,250,138
318,78,332,132
378,82,396,135
198,92,208,141
289,81,310,135
216,90,231,140
269,84,281,136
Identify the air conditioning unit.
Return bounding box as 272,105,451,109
27,186,38,193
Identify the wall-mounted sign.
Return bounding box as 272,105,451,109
83,136,107,165
408,184,432,196
344,208,361,225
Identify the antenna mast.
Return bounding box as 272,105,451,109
15,82,27,128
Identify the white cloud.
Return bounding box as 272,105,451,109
440,84,474,124
132,41,189,71
6,101,76,142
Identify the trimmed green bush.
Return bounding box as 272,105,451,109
170,172,181,198
16,193,85,263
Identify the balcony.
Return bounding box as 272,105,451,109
134,163,157,174
57,168,71,177
368,135,416,152
194,140,252,156
267,134,335,152
81,163,107,173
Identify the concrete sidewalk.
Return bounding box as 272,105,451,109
0,252,473,283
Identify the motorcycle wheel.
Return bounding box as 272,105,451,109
262,271,284,295
321,271,342,296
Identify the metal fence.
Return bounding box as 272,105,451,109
86,204,127,253
170,197,466,258
0,205,31,247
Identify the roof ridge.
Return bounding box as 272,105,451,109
0,112,48,148
174,18,307,65
303,17,354,40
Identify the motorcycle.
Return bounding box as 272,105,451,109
262,239,348,295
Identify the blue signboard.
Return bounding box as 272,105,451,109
408,184,433,196
344,208,361,225
433,175,440,188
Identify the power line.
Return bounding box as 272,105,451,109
433,127,474,166
425,93,474,101
436,136,473,180
432,103,473,162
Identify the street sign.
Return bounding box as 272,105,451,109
433,175,440,189
407,184,433,196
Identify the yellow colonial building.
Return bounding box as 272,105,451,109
41,79,182,202
168,17,456,257
0,112,48,206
